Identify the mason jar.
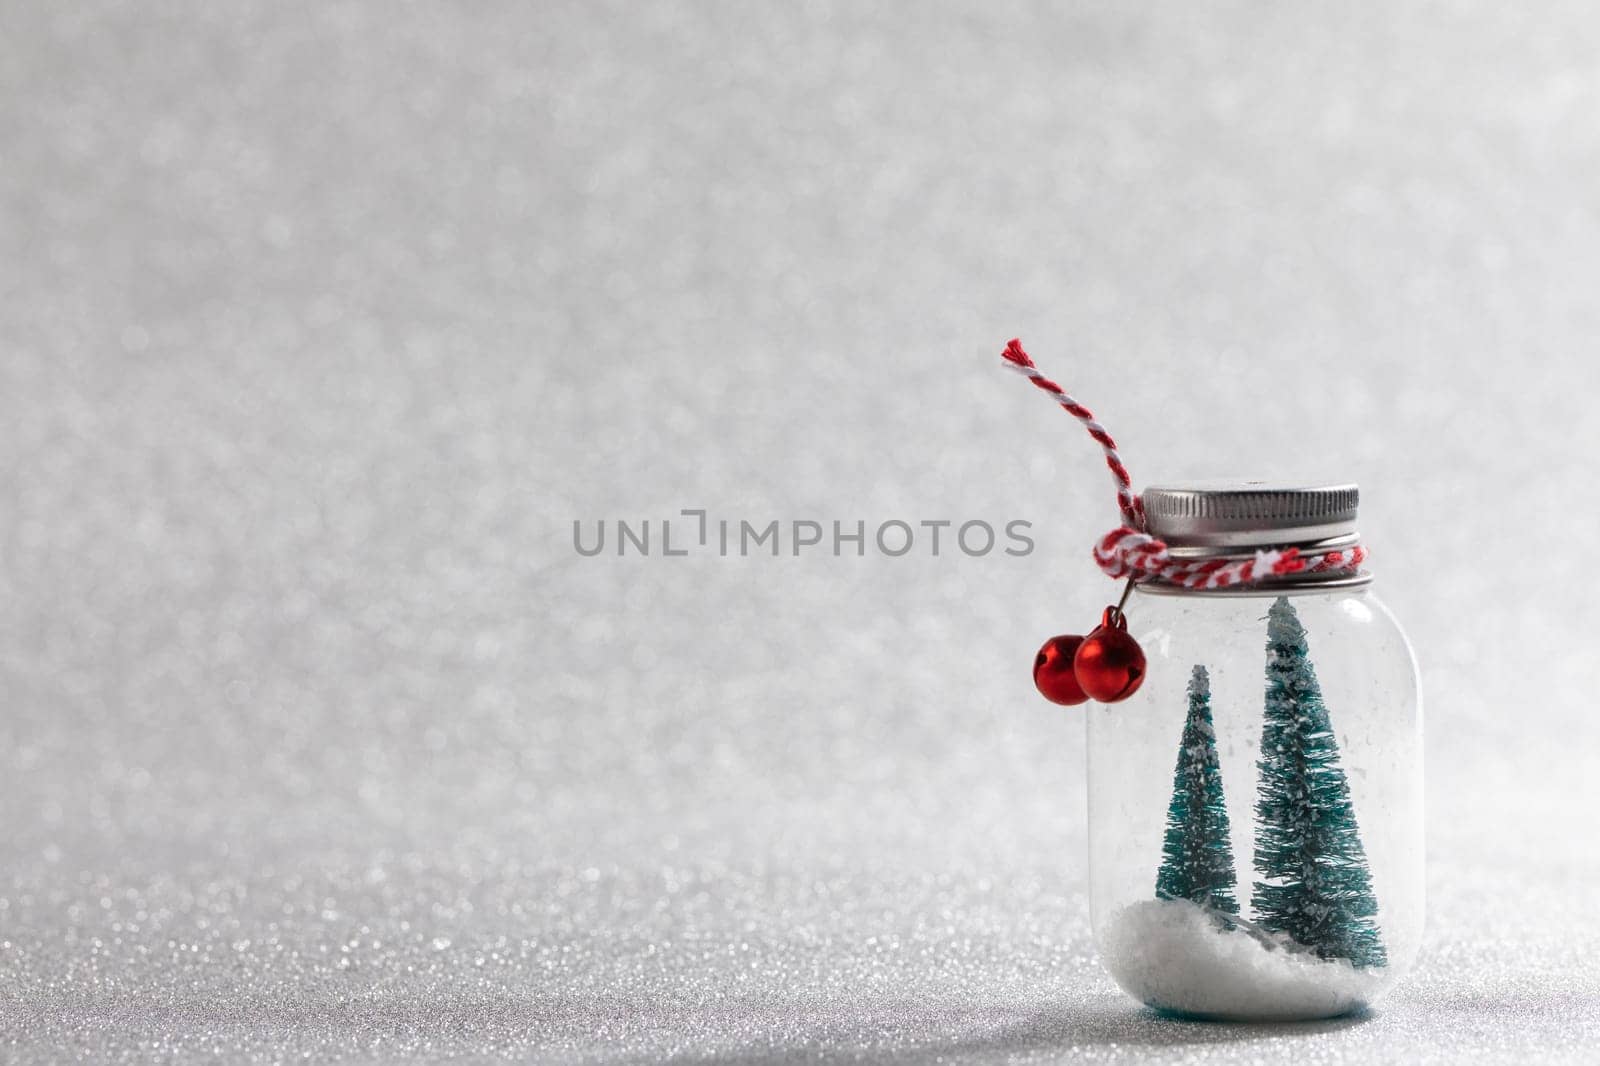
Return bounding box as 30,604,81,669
1086,483,1423,1021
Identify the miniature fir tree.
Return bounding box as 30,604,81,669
1252,597,1387,969
1154,665,1239,917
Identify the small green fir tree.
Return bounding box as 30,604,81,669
1154,665,1239,917
1252,597,1387,969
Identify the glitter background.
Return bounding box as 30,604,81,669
4,2,1599,1062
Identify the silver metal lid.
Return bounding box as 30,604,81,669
1141,481,1360,553
1135,481,1370,594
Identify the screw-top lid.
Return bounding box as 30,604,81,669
1142,481,1360,553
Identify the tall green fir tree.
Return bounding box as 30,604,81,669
1252,597,1387,969
1155,664,1239,916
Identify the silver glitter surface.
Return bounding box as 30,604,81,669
3,2,1600,1062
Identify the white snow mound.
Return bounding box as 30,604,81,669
1100,898,1387,1021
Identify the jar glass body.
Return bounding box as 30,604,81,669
1087,585,1422,1021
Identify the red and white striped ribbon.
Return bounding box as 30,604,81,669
1000,339,1366,591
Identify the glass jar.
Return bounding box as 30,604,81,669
1086,483,1422,1021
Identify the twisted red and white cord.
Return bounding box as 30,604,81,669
1092,528,1368,591
1000,339,1144,530
1000,339,1366,591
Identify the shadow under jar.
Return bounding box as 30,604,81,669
1087,482,1423,1021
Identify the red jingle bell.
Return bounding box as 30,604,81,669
1073,606,1147,702
1033,634,1090,706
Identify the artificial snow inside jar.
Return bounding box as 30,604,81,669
1086,483,1422,1021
